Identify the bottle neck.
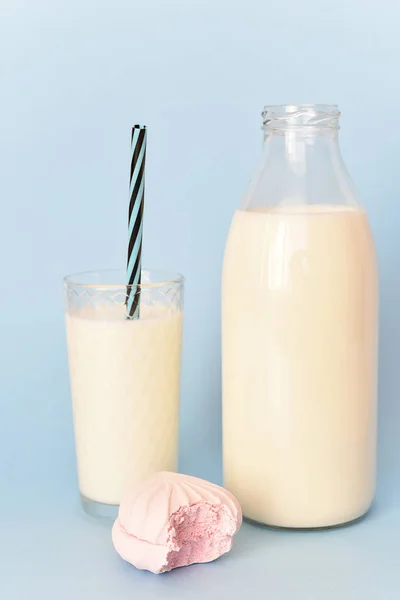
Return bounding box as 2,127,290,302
261,104,342,179
241,105,358,211
262,104,340,130
263,129,342,177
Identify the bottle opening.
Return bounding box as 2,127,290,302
262,104,340,131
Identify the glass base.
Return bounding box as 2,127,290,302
244,507,371,531
80,494,119,520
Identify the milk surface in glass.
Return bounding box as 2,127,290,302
65,270,183,514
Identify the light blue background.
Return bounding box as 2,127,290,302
1,0,399,598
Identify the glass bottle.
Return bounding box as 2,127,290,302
222,104,378,528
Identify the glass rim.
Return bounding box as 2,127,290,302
63,268,184,290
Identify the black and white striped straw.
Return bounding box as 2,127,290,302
126,125,146,318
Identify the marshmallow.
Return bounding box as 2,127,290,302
112,471,242,573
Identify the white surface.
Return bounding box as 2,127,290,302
1,480,398,600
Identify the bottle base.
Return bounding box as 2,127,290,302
244,506,372,531
80,494,119,520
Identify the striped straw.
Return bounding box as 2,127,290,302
126,124,146,318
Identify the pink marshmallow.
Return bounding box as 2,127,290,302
112,471,242,574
